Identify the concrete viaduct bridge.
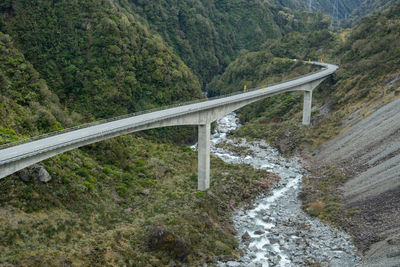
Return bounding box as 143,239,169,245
0,62,338,190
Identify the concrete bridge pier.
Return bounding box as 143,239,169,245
302,90,313,125
198,123,211,191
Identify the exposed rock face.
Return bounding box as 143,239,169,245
148,227,190,261
17,164,52,183
316,98,400,266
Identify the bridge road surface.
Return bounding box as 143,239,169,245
0,62,338,182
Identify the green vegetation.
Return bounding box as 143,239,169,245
129,0,330,87
0,134,277,266
270,0,364,19
300,166,348,225
270,0,395,27
1,0,400,265
0,2,287,264
345,0,400,26
0,0,202,119
218,3,400,154
0,32,68,140
207,55,320,97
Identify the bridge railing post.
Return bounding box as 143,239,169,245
302,90,313,125
198,123,211,191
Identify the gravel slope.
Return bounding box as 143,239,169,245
316,97,400,266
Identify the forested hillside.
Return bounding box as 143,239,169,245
345,0,400,25
0,0,298,265
222,4,400,155
0,32,68,143
271,0,363,19
272,0,400,27
1,0,400,265
207,29,338,97
0,0,202,119
0,1,280,265
129,0,330,87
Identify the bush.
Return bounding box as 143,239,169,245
307,201,325,217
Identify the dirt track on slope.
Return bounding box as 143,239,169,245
316,98,400,266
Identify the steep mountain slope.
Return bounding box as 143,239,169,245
129,0,330,87
271,0,363,19
1,0,398,265
227,1,400,153
0,32,69,143
316,98,400,266
0,0,202,119
0,2,281,266
206,29,339,150
313,4,400,264
217,2,400,264
272,0,400,27
346,0,400,25
206,29,338,97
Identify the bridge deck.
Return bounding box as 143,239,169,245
0,62,337,166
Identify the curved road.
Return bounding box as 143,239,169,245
0,62,338,180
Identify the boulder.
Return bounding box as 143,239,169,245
241,232,251,241
254,230,265,235
17,164,52,183
37,166,52,183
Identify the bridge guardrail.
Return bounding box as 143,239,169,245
0,64,329,150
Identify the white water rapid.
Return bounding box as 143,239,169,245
208,113,360,267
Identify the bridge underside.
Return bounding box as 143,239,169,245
0,77,326,190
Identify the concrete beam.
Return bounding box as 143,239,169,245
198,123,210,191
0,64,338,181
302,90,313,125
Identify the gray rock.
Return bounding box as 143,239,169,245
18,168,32,182
241,232,251,241
38,166,52,183
140,189,151,195
254,230,265,235
263,217,272,223
17,164,52,183
269,237,279,245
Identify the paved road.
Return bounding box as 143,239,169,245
0,62,337,170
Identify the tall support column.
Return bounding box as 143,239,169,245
198,123,211,191
302,90,313,125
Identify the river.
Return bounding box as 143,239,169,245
208,113,360,267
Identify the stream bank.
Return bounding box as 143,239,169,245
210,113,360,266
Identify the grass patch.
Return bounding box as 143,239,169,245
300,165,355,226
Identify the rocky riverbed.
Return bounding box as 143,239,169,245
210,113,360,266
